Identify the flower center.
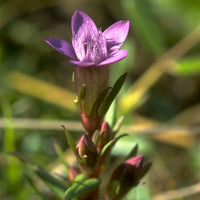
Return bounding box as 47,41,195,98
84,29,107,65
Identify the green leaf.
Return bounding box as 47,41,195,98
62,125,76,154
125,144,139,160
7,151,68,198
33,165,68,191
105,100,117,128
90,87,111,117
100,134,128,157
98,73,127,116
64,174,100,200
112,116,125,135
139,162,152,179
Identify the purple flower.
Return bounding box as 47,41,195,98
45,10,130,67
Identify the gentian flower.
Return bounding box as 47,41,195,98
45,9,130,67
45,10,130,136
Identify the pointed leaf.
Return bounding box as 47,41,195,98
112,116,125,135
62,125,76,154
125,144,138,160
105,100,117,128
33,165,68,191
139,162,152,179
90,87,112,117
64,174,100,200
100,134,128,157
7,151,68,197
98,73,127,116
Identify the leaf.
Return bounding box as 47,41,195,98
125,144,139,160
7,151,68,198
64,174,100,200
62,125,76,154
112,116,125,135
100,134,128,157
139,162,152,179
90,87,112,117
33,165,68,191
105,100,117,128
98,73,127,116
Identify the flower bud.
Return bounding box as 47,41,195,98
74,66,109,136
69,166,80,181
105,155,144,200
97,121,112,152
76,134,98,167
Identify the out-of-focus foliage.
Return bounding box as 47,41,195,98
1,0,200,199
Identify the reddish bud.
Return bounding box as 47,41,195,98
97,121,112,152
105,155,144,200
76,134,98,167
80,112,103,137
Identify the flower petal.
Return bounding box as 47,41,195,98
45,38,76,59
71,10,97,36
70,60,94,67
71,10,98,61
98,49,128,66
103,20,130,53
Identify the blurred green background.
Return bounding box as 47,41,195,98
1,0,200,199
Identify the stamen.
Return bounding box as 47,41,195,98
84,29,107,65
73,27,108,65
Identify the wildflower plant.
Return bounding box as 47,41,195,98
13,9,151,200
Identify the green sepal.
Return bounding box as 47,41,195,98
72,72,75,83
62,125,76,154
79,84,86,102
78,84,86,109
64,174,101,200
98,73,127,117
